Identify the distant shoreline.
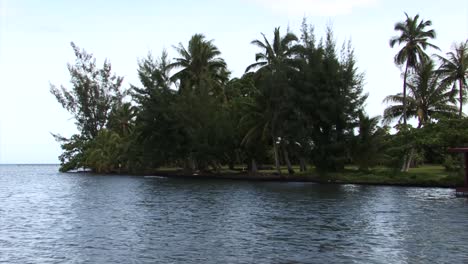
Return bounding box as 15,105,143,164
60,167,463,189
150,171,460,189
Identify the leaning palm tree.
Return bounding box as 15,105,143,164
169,34,228,96
245,27,300,175
436,40,468,117
384,59,458,128
389,13,439,125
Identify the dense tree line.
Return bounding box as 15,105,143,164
51,16,468,175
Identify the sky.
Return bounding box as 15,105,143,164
0,0,467,164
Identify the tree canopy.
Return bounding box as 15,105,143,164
50,17,468,175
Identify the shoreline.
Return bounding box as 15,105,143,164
154,173,461,189
79,170,463,189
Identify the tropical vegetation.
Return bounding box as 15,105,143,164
50,15,468,185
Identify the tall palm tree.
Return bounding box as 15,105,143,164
246,27,300,74
436,40,468,117
389,13,439,125
168,34,228,96
245,27,300,175
384,59,458,127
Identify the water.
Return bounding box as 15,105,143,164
1,165,468,263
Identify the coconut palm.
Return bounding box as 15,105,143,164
353,113,388,171
389,13,439,125
384,59,458,127
245,28,300,175
239,88,270,172
108,102,137,136
246,27,300,74
436,40,468,117
168,34,228,96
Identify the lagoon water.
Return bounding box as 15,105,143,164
1,165,468,263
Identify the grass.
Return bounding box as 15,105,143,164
237,164,463,187
324,165,464,187
153,164,465,187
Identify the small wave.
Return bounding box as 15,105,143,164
144,176,166,179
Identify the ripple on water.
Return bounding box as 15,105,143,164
1,165,468,263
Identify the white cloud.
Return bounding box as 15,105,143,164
250,0,378,16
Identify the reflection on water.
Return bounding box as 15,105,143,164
0,165,467,263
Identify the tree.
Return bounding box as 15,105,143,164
436,40,468,117
108,102,137,136
169,34,228,97
245,27,300,175
132,51,186,169
168,35,231,172
84,129,123,174
50,42,124,172
389,13,439,125
239,81,273,173
246,27,300,74
352,113,388,171
384,59,458,127
296,25,367,172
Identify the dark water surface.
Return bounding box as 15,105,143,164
1,165,468,263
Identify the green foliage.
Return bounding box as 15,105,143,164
443,155,459,171
245,27,302,175
131,51,185,168
84,129,123,174
50,42,123,139
50,20,466,177
389,13,438,67
168,34,228,98
389,13,439,125
51,43,124,172
53,134,88,172
384,59,458,127
296,25,367,172
436,40,468,117
352,113,388,171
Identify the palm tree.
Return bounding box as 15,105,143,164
239,88,271,173
389,13,439,125
168,34,228,96
436,40,468,117
353,113,387,171
245,27,300,175
85,129,123,173
384,59,458,127
108,102,137,136
246,27,300,74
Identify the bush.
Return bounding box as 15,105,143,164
443,155,460,171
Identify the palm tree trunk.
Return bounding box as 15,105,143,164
251,159,258,173
400,61,411,172
272,135,281,175
459,79,464,118
185,157,196,174
458,78,465,171
403,62,409,125
400,154,407,172
299,157,307,172
405,148,415,172
282,144,294,175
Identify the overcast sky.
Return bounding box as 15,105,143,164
0,0,467,164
